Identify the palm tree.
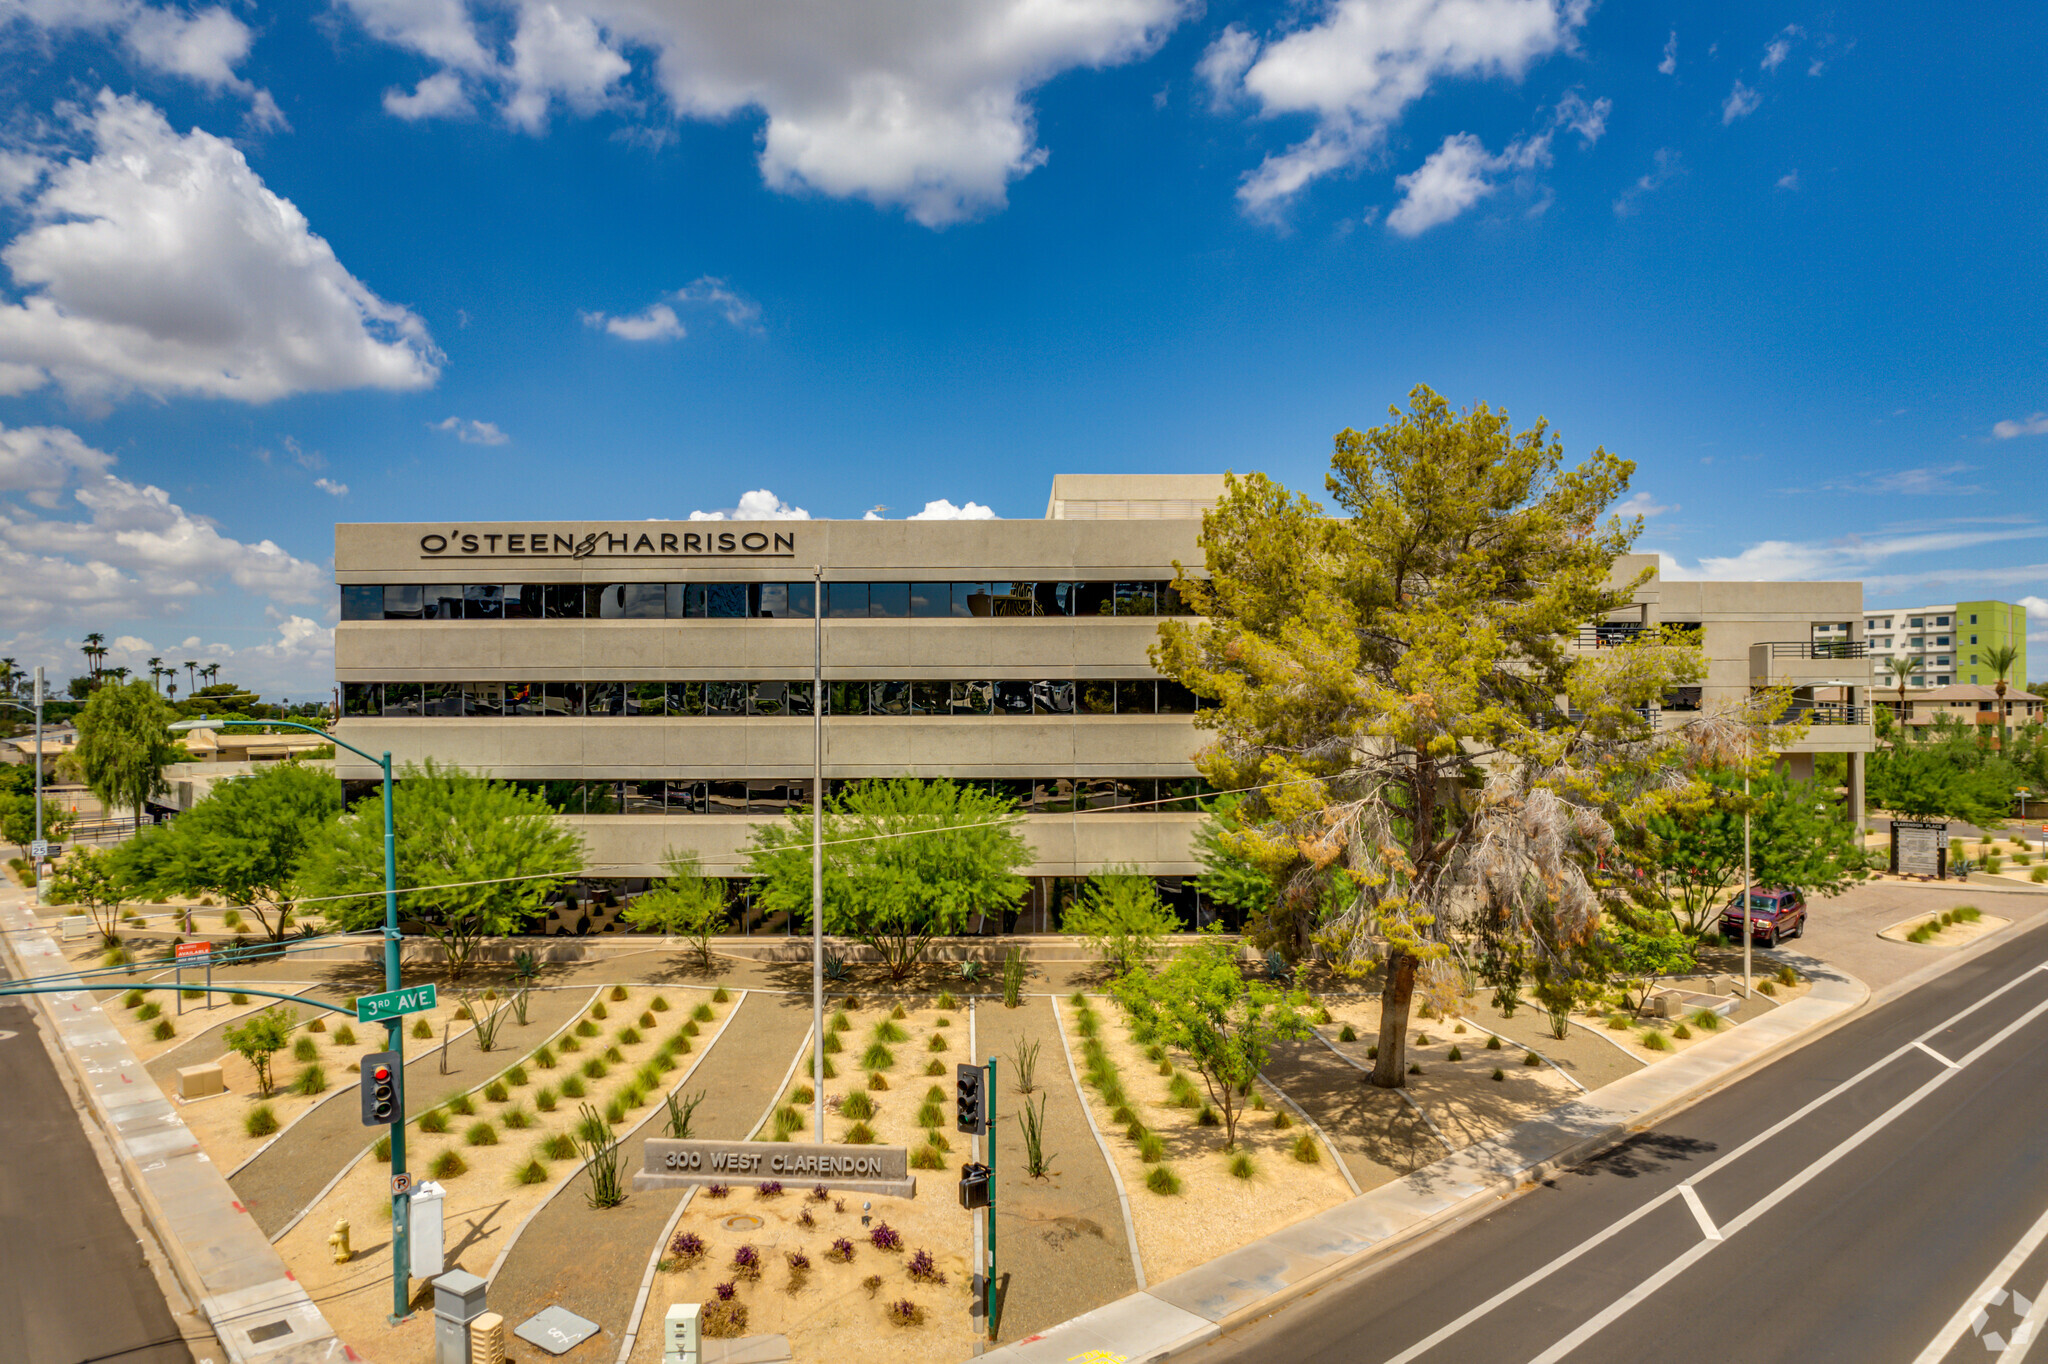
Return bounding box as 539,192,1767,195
1985,643,2022,746
0,657,16,699
146,657,164,693
1886,655,1917,730
81,632,106,681
184,660,199,693
106,666,130,682
201,662,221,687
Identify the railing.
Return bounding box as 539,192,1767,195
1762,640,1868,659
1575,623,1644,648
1782,702,1869,725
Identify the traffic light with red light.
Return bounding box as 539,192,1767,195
360,1050,401,1127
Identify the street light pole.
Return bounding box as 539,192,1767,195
168,715,409,1320
811,565,825,1141
1742,771,1753,997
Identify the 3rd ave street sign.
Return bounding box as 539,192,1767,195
356,984,438,1024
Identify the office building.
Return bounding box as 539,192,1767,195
1847,600,2029,689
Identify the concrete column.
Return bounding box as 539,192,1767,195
1847,750,1866,829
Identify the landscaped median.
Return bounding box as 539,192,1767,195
975,951,1869,1364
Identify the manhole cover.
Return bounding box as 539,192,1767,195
723,1214,764,1232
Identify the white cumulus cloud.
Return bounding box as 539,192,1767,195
1722,79,1761,124
338,0,1190,226
907,499,998,520
429,416,509,445
314,477,349,497
1658,30,1677,75
0,93,440,404
1993,413,2048,439
1614,492,1674,518
1384,93,1603,235
1,0,283,119
689,489,810,521
1209,0,1591,219
583,303,684,341
579,278,763,342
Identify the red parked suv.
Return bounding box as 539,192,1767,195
1720,889,1807,947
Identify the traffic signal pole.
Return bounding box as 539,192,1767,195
986,1055,999,1341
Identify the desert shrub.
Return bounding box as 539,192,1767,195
1640,1030,1671,1052
731,1245,762,1281
466,1122,498,1146
418,1108,449,1133
245,1104,278,1137
845,1121,877,1144
484,1080,509,1103
561,1074,586,1098
694,1003,714,1022
1523,1050,1542,1067
911,1143,946,1170
534,1046,557,1068
669,1231,707,1264
887,1299,925,1328
429,1150,467,1179
136,1001,161,1021
450,1093,476,1116
535,1087,558,1112
1292,1131,1320,1163
292,1036,319,1062
907,1248,946,1284
1228,1151,1255,1179
826,1238,855,1263
153,1019,177,1041
1145,1166,1181,1195
1338,1024,1357,1042
503,1106,534,1130
334,1025,358,1047
1138,1131,1165,1163
702,1299,747,1339
541,1133,577,1159
515,1159,548,1185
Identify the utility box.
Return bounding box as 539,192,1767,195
469,1313,505,1364
410,1181,447,1280
432,1269,488,1364
663,1302,700,1364
177,1063,224,1100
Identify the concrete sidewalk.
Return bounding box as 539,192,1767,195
976,952,1870,1364
0,892,347,1364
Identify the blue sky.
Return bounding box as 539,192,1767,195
0,0,2043,698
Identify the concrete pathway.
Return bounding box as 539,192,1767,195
1258,1040,1440,1192
483,989,816,1361
230,986,592,1239
975,994,1140,1340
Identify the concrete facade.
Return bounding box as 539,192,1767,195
330,488,1871,892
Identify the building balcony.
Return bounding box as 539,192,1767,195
1750,640,1871,688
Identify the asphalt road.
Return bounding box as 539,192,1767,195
0,977,205,1364
1189,914,2048,1364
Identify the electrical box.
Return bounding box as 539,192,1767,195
432,1269,488,1364
663,1302,701,1364
958,1162,991,1210
410,1181,447,1280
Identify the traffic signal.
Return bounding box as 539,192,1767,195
955,1062,985,1135
958,1162,991,1210
360,1051,401,1127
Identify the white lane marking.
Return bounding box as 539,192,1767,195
1379,960,2048,1364
1524,994,2048,1364
1678,1185,1721,1241
1915,1040,1961,1069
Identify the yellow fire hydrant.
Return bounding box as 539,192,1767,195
329,1220,352,1264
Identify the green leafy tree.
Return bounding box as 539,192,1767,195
746,778,1030,981
1113,939,1312,1152
46,846,127,946
1639,769,1870,940
299,760,583,977
111,762,340,940
1154,387,1760,1088
1605,922,1696,1014
1869,720,2016,827
1061,864,1181,976
0,794,73,859
623,848,729,968
71,679,179,826
1193,797,1280,943
224,1006,297,1096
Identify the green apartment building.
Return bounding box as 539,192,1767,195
1853,600,2029,689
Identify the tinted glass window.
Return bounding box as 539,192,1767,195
1033,680,1075,714
544,584,585,619
985,584,1034,617
383,585,423,620
504,584,543,619
993,681,1033,714
341,585,382,620
663,780,706,813
786,681,815,716
463,683,504,717
950,681,993,715
465,584,505,620
1115,680,1155,713
599,584,666,619
755,584,793,618
1030,582,1074,616
953,583,987,618
827,681,868,715
1157,680,1198,713
623,682,667,715
342,682,380,716
873,681,913,716
700,583,747,618
383,682,423,716
1073,582,1113,617
541,682,584,716
705,781,748,813
827,582,868,618
1114,583,1157,616
1080,681,1116,714
910,583,952,618
422,683,465,716
666,682,704,716
585,683,624,716
785,582,816,618
423,585,465,620
911,681,947,714
750,682,789,716
704,682,747,716
869,582,910,618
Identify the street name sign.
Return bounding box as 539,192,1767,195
356,983,438,1024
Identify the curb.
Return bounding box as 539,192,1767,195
976,957,1870,1364
0,896,347,1364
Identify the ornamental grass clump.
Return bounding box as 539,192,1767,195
1338,1024,1357,1042
245,1104,278,1137
1689,1009,1723,1032
694,1002,714,1022
861,1042,895,1071
536,1086,559,1111
1228,1151,1255,1180
910,1144,946,1170
1292,1131,1320,1163
560,1074,586,1099
618,1026,641,1046
1272,1108,1293,1130
842,1090,876,1121
826,1237,856,1263
651,996,671,1013
293,1036,318,1063
873,1018,909,1044
534,1045,557,1068
928,1032,947,1052
154,1019,177,1041
868,1071,889,1091
844,1121,877,1144
1145,1165,1181,1195
730,1245,762,1282
917,1100,944,1128
450,1093,476,1116
466,1121,498,1146
1640,1030,1672,1052
576,1020,599,1038
1523,1050,1542,1067
822,1032,843,1054
924,1058,944,1076
1486,1033,1502,1050
1138,1131,1165,1163
540,1133,577,1159
503,1106,533,1130
429,1149,466,1180
484,1079,509,1103
869,1222,902,1251
1673,1022,1693,1040
907,1249,946,1285
419,1108,449,1134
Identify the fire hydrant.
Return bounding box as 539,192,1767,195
329,1220,352,1264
